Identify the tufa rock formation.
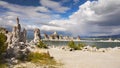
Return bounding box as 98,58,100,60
77,35,80,40
20,28,27,43
9,17,27,44
44,33,49,40
33,28,41,43
5,17,34,64
49,31,59,40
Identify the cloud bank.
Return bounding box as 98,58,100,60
48,0,120,36
0,0,120,36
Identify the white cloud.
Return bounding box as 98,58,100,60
25,25,39,30
40,25,66,31
1,0,120,36
0,1,64,30
48,0,120,36
40,0,70,13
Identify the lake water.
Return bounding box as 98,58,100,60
43,38,120,48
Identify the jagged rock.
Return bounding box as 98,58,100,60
12,26,18,43
44,33,49,40
6,42,33,60
20,28,27,43
77,35,80,40
49,31,59,40
33,28,41,43
6,32,13,44
10,17,26,44
4,17,45,67
5,17,33,63
59,35,63,39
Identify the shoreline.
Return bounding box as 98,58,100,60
12,46,120,68
42,39,120,42
48,46,120,68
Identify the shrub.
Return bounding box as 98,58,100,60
68,41,85,50
0,33,7,58
27,52,57,65
77,43,85,50
68,40,76,49
0,33,7,67
0,63,7,68
37,40,48,48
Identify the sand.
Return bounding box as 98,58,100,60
48,47,120,68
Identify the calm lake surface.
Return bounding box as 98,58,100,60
43,38,120,48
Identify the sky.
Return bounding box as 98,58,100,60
0,0,120,37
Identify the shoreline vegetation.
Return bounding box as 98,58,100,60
0,18,120,68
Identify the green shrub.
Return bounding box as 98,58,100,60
27,52,57,65
68,40,76,49
0,63,7,68
68,41,85,50
0,33,7,58
37,40,48,48
0,33,7,67
77,43,85,50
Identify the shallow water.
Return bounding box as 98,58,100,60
43,38,120,48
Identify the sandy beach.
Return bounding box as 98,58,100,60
48,47,120,68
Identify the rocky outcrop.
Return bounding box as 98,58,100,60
77,35,80,40
20,28,27,43
5,17,34,65
6,17,27,44
44,33,49,40
49,31,59,40
2,17,49,68
6,32,13,44
33,28,41,43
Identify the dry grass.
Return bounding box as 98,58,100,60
27,52,62,67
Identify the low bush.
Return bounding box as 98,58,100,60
0,63,7,68
27,52,57,65
0,33,7,67
68,41,85,50
37,40,48,49
0,33,7,55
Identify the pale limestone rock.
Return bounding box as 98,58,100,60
33,28,41,43
23,28,27,43
53,31,59,39
77,35,80,40
12,26,19,43
59,35,63,39
6,17,29,60
44,33,49,40
20,28,27,43
10,17,27,43
49,31,59,40
16,22,21,42
6,32,13,44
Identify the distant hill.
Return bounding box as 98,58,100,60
88,34,120,38
2,27,120,38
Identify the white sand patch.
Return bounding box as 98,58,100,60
49,48,120,68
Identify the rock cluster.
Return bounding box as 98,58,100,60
49,31,59,40
43,31,79,40
4,17,38,65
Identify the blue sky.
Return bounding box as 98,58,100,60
0,0,120,36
